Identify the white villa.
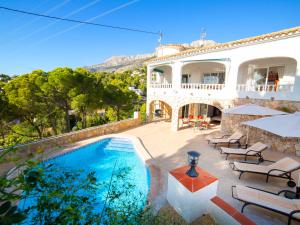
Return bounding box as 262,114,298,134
146,26,300,131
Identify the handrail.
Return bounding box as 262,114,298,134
150,83,172,88
236,84,294,92
181,83,225,90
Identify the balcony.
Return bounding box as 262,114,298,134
150,83,172,88
181,83,225,90
236,84,294,93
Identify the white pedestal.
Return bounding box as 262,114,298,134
167,166,218,223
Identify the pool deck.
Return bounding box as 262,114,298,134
56,121,300,225
121,121,300,225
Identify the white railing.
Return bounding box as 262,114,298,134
236,84,294,92
181,83,225,90
150,83,172,88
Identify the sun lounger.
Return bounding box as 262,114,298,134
232,185,300,225
220,142,268,161
207,131,244,148
230,157,300,187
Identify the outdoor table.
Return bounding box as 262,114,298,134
189,119,202,131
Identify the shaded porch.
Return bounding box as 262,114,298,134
150,65,172,88
149,100,172,121
181,61,226,90
237,57,297,93
178,103,222,129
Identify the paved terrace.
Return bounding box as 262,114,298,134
121,121,300,225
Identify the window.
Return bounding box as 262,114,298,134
181,105,189,118
202,72,225,84
151,72,157,83
253,68,267,85
253,66,284,85
182,74,189,83
268,66,284,85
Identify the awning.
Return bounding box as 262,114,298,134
153,68,164,73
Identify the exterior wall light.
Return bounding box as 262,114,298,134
186,151,200,177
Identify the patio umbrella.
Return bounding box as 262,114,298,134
223,104,288,144
241,112,300,138
242,112,300,196
223,103,288,116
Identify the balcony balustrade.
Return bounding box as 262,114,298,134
181,83,225,90
150,83,172,88
236,84,294,92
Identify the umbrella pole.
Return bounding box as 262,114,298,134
246,126,249,148
297,174,300,199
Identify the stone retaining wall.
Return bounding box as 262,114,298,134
221,99,300,153
221,113,300,153
234,98,300,112
1,118,141,173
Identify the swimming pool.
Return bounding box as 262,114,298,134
20,137,151,223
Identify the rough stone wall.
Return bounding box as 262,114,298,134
221,98,300,153
233,98,300,112
2,118,141,161
221,114,264,134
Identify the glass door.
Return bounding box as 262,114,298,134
182,74,189,83
181,105,189,118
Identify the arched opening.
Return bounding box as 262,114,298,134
237,57,297,92
150,65,172,88
149,100,172,121
181,62,226,88
178,103,222,129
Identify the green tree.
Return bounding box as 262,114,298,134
4,70,48,139
0,81,16,146
103,79,138,121
44,68,75,132
0,74,11,82
70,68,103,128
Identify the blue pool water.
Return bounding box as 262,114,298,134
20,138,150,223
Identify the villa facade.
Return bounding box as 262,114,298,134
146,26,300,131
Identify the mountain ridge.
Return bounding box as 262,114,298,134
84,53,154,73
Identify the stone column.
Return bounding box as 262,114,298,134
171,106,179,131
146,66,153,119
172,61,183,91
169,62,183,132
224,59,239,100
293,57,300,99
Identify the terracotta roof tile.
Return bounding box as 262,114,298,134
148,26,300,64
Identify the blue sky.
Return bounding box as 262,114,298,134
0,0,300,75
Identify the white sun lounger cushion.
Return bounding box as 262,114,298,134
221,142,268,155
233,157,300,176
235,185,300,219
209,131,243,144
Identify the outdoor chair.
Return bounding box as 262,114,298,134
232,185,300,225
230,157,300,187
207,131,244,148
220,142,268,161
180,117,190,126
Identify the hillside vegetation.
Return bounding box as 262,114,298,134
0,67,146,148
